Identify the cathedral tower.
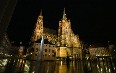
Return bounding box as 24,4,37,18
33,10,43,41
57,8,82,59
58,8,71,47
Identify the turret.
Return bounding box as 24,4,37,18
62,8,67,20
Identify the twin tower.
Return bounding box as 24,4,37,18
32,8,81,48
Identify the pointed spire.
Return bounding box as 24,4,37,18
40,9,42,16
63,8,65,15
63,8,67,19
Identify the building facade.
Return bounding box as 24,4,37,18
89,44,110,60
31,9,82,60
32,41,56,60
32,11,56,60
57,9,82,60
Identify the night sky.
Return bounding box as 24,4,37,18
7,0,116,45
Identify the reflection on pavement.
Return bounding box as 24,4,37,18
0,57,116,73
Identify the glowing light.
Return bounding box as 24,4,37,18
109,69,111,72
61,61,63,66
106,67,107,70
97,65,99,68
23,55,26,57
22,60,25,64
101,68,102,72
24,64,29,72
1,59,8,66
114,67,115,70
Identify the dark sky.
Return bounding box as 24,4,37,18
7,0,116,45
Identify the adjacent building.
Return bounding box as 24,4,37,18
32,39,56,60
89,44,110,60
108,44,116,60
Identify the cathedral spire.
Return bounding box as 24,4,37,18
63,8,67,19
40,9,42,16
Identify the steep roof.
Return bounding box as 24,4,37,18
89,43,108,48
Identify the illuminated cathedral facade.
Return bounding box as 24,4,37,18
32,9,82,60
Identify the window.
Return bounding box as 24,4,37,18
37,36,39,39
45,49,47,52
52,50,54,53
45,54,47,56
36,48,38,52
35,54,37,56
52,53,56,57
48,54,50,57
52,55,55,57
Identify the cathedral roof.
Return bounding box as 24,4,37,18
43,27,57,35
89,43,108,48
